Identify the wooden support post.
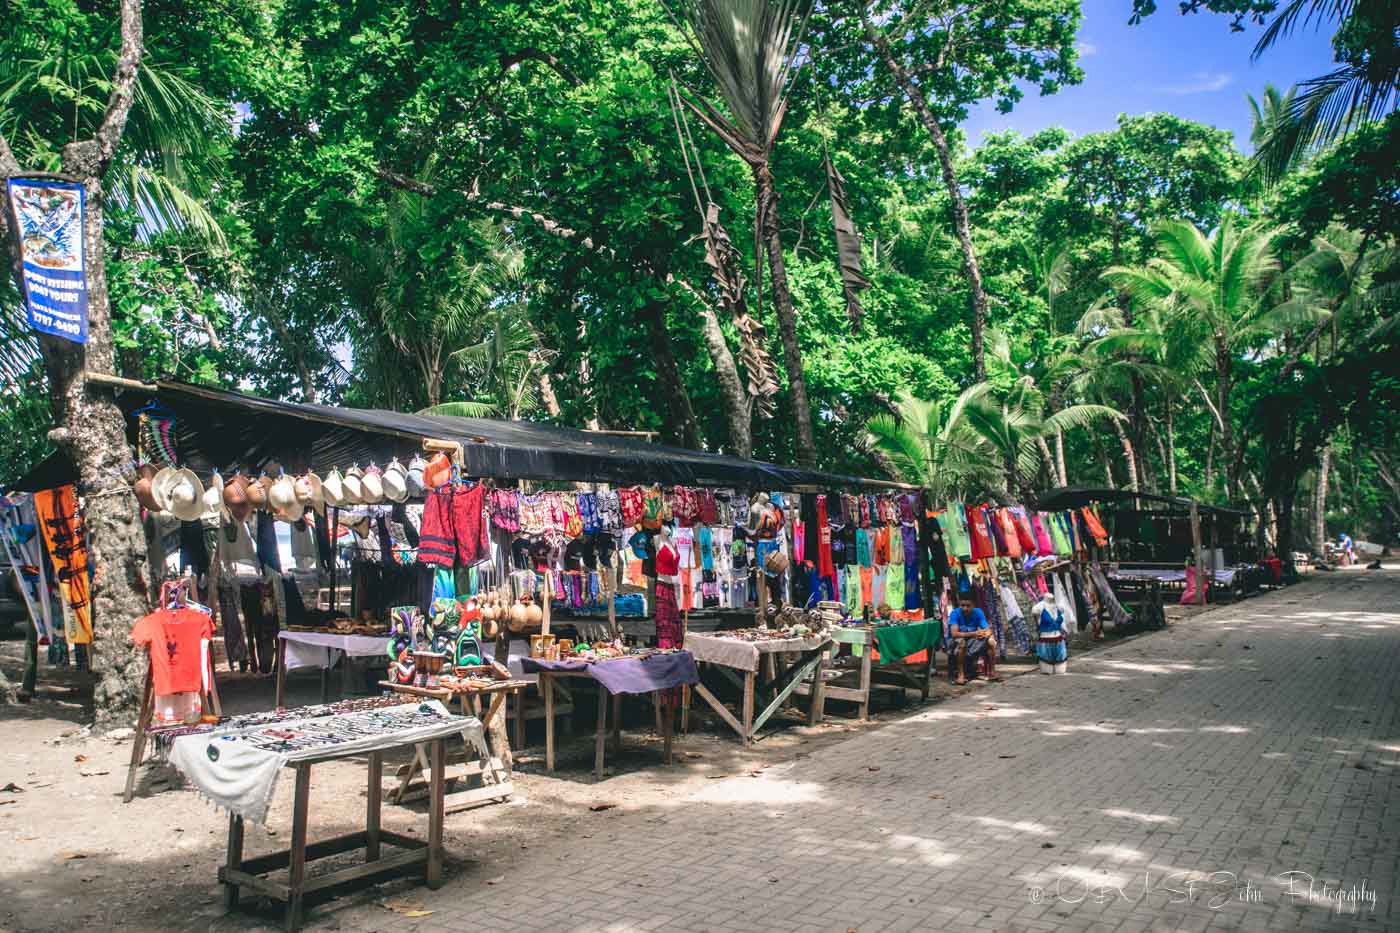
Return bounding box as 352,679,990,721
807,648,828,726
328,508,339,614
858,624,874,721
427,739,445,889
223,814,244,910
741,670,756,744
610,693,622,755
275,638,287,709
540,571,552,637
285,763,312,932
661,690,674,764
123,664,154,804
366,753,382,862
543,673,555,771
1190,501,1205,606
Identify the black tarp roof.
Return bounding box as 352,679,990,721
9,381,912,493
1032,485,1248,517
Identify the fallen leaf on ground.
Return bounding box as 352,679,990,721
485,875,506,885
589,803,617,812
79,768,110,777
74,755,88,763
380,901,433,918
867,766,881,772
1,783,23,794
60,852,88,860
929,794,943,799
683,752,703,759
997,755,1016,759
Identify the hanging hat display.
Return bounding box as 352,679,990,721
360,463,385,504
201,470,227,521
132,464,161,512
382,458,409,503
294,472,325,516
405,455,427,498
269,473,303,521
243,473,268,510
224,473,251,521
322,467,347,508
155,468,205,522
342,465,365,504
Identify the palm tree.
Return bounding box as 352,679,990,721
666,0,819,467
953,378,1124,499
865,389,1001,499
1103,217,1330,498
1248,0,1399,184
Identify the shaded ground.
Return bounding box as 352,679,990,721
1,576,1374,932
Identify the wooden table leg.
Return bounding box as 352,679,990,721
366,752,382,862
274,639,286,709
285,763,312,932
808,648,828,726
427,739,445,889
319,665,329,703
741,671,755,745
123,665,154,804
543,674,555,772
610,693,622,755
661,691,674,765
680,685,690,734
223,813,244,911
594,684,608,779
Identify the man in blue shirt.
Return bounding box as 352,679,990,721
948,591,998,685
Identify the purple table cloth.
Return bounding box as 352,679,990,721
521,651,699,695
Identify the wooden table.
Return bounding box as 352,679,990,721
536,669,680,779
379,680,527,812
795,622,936,720
275,630,388,706
220,738,448,933
686,633,830,744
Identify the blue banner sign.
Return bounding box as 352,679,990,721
7,178,88,344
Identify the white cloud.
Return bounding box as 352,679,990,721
1161,71,1233,94
1077,41,1097,57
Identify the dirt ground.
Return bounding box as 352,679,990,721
0,605,1213,932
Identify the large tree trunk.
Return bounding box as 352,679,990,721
753,163,816,467
1216,340,1235,500
860,13,988,381
1165,404,1177,495
641,298,702,449
1112,418,1139,492
694,300,753,458
1054,430,1068,487
0,0,150,727
1313,443,1331,554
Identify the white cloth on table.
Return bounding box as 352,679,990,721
685,631,830,673
167,700,483,824
277,630,390,671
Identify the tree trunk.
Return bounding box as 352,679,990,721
1313,443,1331,554
1165,404,1177,495
1112,418,1139,492
1216,340,1235,499
695,300,753,458
1055,430,1068,487
860,14,988,381
1036,436,1058,489
753,163,816,467
641,298,702,449
0,0,149,726
1205,422,1216,491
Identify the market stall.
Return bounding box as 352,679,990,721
521,648,700,777
686,621,830,744
155,697,480,931
796,611,939,720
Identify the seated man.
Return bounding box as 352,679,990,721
947,592,999,685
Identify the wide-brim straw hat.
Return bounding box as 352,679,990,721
405,455,427,498
322,468,347,508
382,458,409,502
360,465,385,504
342,466,365,504
294,472,325,515
268,474,298,512
201,470,228,521
157,468,206,522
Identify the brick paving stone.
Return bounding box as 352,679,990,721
306,572,1399,932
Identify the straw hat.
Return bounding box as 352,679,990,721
322,468,347,508
155,468,206,522
405,455,427,498
294,472,325,515
269,473,298,511
201,470,228,521
245,474,268,510
342,465,365,504
360,463,385,504
224,473,251,521
133,464,161,512
382,458,409,502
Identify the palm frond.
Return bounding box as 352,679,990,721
418,401,500,418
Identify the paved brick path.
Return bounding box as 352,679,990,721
335,571,1399,932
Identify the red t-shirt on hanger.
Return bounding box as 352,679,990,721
130,608,213,695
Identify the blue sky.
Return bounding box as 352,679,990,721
961,0,1339,152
